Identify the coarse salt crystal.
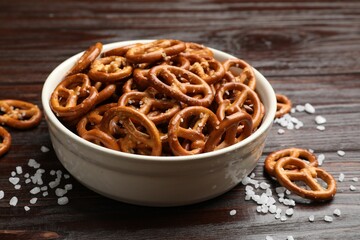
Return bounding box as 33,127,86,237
55,188,67,197
324,215,333,222
230,209,237,216
277,128,285,135
30,187,41,194
295,105,305,112
316,125,325,131
269,205,277,214
349,185,356,191
16,166,23,174
64,174,71,179
14,184,21,190
40,146,50,152
265,236,274,240
24,206,30,211
9,177,20,185
30,198,38,204
58,197,69,205
352,177,359,182
304,103,315,114
318,154,325,166
285,208,294,216
309,215,315,222
260,182,270,190
25,179,31,184
24,173,30,178
280,215,287,222
333,209,341,217
315,116,326,124
42,191,49,197
338,173,345,182
0,190,4,199
287,236,294,240
50,170,56,175
337,150,345,157
9,196,18,206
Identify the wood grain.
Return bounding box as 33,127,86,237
0,0,360,239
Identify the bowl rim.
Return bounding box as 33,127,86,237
41,39,276,162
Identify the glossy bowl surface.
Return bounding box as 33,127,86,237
42,40,276,206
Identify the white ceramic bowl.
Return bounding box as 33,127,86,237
42,40,276,206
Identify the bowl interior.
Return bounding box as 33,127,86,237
41,40,276,161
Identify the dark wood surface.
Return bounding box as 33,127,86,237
1,0,360,239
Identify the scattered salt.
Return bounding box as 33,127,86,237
9,196,18,206
265,236,274,240
337,150,345,157
30,197,38,204
316,125,325,131
9,177,20,185
333,209,341,217
14,184,21,190
309,215,315,222
24,206,30,211
352,177,358,182
285,208,294,216
16,166,23,175
57,196,69,205
315,116,326,124
338,173,345,182
295,105,305,112
349,185,356,191
287,236,295,240
40,146,50,153
64,184,73,191
230,209,237,216
42,191,49,197
277,128,285,135
324,215,333,222
0,190,4,199
55,188,67,197
64,174,70,179
304,103,315,114
317,154,325,166
30,187,41,194
280,215,287,222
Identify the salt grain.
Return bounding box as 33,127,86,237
230,209,237,216
295,105,305,112
14,184,21,190
349,185,356,191
9,196,18,206
30,187,41,194
324,215,333,222
42,191,49,197
338,173,345,182
317,154,325,166
265,236,274,240
316,125,325,131
64,174,70,179
57,196,69,205
285,208,294,216
309,215,315,222
352,177,358,182
30,197,38,204
40,146,50,153
333,209,341,217
304,103,315,114
315,115,326,124
9,177,20,185
280,216,287,222
287,236,295,240
16,166,23,174
55,188,67,197
277,128,285,135
337,150,345,157
24,206,30,211
0,190,4,199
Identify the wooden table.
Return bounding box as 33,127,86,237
1,1,359,239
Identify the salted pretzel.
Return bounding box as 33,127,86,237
186,55,225,85
275,93,292,118
126,39,186,63
66,42,102,76
118,91,181,125
222,58,256,90
82,129,120,151
274,157,336,201
102,43,142,57
0,99,42,129
0,126,11,157
93,82,117,105
204,111,253,152
148,65,214,107
88,56,132,82
264,147,318,177
168,106,220,156
50,73,98,119
100,106,162,156
215,82,264,130
183,42,214,57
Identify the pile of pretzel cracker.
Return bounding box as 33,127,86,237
49,39,265,156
